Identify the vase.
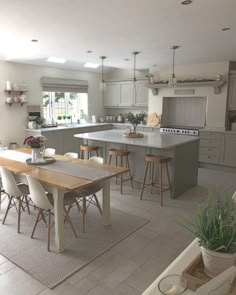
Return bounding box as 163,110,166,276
132,124,137,134
201,246,236,278
31,148,41,163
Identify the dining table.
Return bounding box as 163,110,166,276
0,148,128,252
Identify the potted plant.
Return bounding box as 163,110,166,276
35,116,45,128
180,190,236,278
125,112,147,134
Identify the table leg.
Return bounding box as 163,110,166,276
102,179,111,225
52,187,64,252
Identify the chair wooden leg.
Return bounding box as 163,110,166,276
115,156,118,184
31,208,42,238
108,155,112,165
93,194,102,215
96,150,99,157
166,162,173,200
120,156,123,194
160,163,163,206
151,162,154,194
47,210,51,251
140,162,149,200
126,156,133,189
2,196,13,224
25,196,31,214
17,197,22,233
64,207,77,238
80,150,83,159
82,197,86,233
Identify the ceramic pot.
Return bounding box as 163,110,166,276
31,148,41,163
201,246,236,278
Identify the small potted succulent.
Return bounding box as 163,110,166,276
125,112,147,134
180,190,236,278
35,116,45,128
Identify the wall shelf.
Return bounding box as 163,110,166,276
148,80,225,95
4,90,28,95
5,101,28,107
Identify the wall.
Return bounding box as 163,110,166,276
149,61,229,128
0,61,103,147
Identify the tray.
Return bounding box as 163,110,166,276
182,253,211,291
26,156,56,165
123,132,144,138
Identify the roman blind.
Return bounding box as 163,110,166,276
41,77,88,93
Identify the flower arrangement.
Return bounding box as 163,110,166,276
23,135,46,148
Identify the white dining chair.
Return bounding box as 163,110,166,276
232,191,236,202
0,167,30,233
44,148,56,157
26,175,78,251
64,152,79,159
65,155,103,232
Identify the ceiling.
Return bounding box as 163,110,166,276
0,0,235,72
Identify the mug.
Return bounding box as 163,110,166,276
6,97,13,103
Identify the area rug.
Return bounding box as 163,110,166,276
0,203,149,288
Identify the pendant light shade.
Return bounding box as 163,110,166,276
169,45,180,86
132,51,140,82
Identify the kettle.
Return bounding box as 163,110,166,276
117,114,124,123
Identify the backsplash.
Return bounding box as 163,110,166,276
162,96,207,128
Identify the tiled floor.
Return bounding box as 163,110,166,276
0,168,235,295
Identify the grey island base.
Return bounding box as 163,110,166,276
74,129,200,199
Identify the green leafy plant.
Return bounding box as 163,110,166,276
35,116,44,126
125,112,147,133
180,190,236,253
67,115,71,120
62,115,67,120
57,115,62,120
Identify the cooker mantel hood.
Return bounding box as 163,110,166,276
148,79,225,95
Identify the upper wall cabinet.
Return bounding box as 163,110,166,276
104,80,148,108
228,73,236,110
104,82,120,107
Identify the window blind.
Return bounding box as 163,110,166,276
41,77,88,93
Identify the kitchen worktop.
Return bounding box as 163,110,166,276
75,129,199,149
25,123,112,132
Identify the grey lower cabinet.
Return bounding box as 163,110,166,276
199,131,236,167
222,133,236,167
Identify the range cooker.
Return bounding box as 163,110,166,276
160,127,199,136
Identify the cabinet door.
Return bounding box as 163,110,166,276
228,73,236,110
119,82,134,107
104,83,119,107
223,134,236,167
135,81,148,107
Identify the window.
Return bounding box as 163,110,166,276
43,92,88,122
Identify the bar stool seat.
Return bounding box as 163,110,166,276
140,154,172,205
108,149,133,194
80,144,99,159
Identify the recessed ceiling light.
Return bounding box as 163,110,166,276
153,64,157,66
87,51,92,53
181,0,193,5
125,59,129,61
31,39,38,42
47,57,66,64
221,27,231,31
83,62,100,68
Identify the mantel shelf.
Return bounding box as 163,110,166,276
148,80,225,95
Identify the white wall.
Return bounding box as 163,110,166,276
0,61,103,147
149,61,229,128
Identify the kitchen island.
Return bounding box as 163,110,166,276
74,129,200,198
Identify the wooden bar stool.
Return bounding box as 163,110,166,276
140,154,172,205
108,149,133,194
80,144,99,159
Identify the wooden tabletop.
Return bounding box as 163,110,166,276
0,148,128,191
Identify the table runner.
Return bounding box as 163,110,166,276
0,150,30,163
38,160,112,181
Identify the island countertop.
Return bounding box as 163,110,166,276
74,129,199,149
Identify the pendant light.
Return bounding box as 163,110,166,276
132,51,140,82
169,45,180,86
99,56,107,93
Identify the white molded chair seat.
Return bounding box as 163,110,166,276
26,175,78,251
232,191,236,202
44,148,56,157
0,167,31,233
64,152,78,159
